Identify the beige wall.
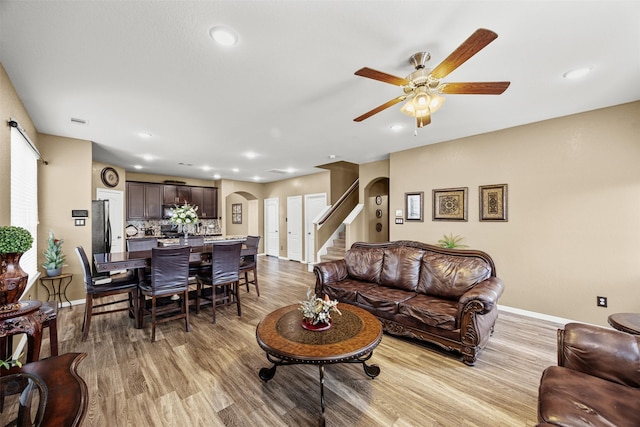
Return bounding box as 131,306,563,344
225,192,248,236
390,101,640,326
38,134,93,303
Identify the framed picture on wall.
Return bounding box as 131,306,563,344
432,187,468,221
232,203,242,224
479,184,508,221
405,192,424,221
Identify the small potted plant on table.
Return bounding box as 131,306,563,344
299,289,341,331
42,230,65,277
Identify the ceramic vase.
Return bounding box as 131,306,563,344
0,252,28,308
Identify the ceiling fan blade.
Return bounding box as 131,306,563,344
417,114,431,128
430,29,498,80
355,67,410,86
440,81,511,95
354,96,407,122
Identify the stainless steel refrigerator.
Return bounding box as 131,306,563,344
92,199,111,256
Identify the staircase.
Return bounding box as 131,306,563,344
320,232,346,262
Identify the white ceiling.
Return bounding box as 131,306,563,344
1,1,639,183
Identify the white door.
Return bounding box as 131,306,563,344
287,196,302,261
304,193,327,264
96,188,124,253
264,198,279,257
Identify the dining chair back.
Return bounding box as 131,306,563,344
240,235,261,296
195,241,242,324
138,246,191,341
126,237,158,252
75,246,138,341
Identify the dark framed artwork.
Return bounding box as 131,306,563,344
432,187,468,221
479,184,508,221
232,203,242,224
405,192,424,221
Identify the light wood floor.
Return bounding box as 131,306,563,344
49,256,561,426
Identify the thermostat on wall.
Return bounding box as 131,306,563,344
72,210,89,218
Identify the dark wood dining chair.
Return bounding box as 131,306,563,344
126,237,158,251
75,246,139,341
195,241,242,324
178,236,210,280
138,246,191,342
239,235,261,296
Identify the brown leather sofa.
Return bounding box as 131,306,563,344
314,240,504,365
537,322,640,426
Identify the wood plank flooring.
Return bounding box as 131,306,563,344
49,256,562,426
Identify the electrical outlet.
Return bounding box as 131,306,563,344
597,296,608,307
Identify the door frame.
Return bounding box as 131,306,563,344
304,193,327,264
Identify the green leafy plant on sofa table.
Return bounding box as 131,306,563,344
437,233,468,249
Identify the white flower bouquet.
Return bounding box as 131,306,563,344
169,203,199,225
299,288,341,326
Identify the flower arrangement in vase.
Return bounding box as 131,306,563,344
42,230,65,277
0,225,34,308
299,288,341,331
169,203,199,238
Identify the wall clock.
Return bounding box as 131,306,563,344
101,167,119,188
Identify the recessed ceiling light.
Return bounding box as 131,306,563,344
213,174,221,179
202,166,211,171
232,168,239,173
563,66,593,79
253,176,262,181
143,154,153,161
138,132,152,138
245,151,258,159
390,124,404,131
328,154,336,159
210,26,238,46
134,165,143,170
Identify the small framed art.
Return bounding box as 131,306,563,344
405,192,424,221
432,187,468,221
479,184,508,221
232,203,242,224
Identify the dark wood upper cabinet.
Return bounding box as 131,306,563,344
129,181,218,220
127,182,162,220
201,187,218,219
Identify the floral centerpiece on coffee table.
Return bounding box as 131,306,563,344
299,288,341,331
169,203,198,237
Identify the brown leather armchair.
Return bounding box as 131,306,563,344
537,322,640,426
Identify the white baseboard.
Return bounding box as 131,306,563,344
498,304,575,325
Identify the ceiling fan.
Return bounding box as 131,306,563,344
354,28,510,128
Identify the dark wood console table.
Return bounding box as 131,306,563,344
5,352,88,427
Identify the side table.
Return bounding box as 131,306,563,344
607,313,640,335
39,273,73,309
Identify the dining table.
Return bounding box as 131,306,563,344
93,242,256,328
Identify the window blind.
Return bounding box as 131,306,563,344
10,126,39,281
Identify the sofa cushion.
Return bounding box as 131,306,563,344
538,366,640,427
356,286,416,314
398,294,459,330
379,246,424,291
324,278,374,303
417,252,491,300
344,247,384,283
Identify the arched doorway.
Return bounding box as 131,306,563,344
225,191,259,239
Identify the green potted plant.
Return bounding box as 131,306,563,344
42,230,66,277
0,225,34,307
436,233,468,249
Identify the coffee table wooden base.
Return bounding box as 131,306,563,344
256,304,382,422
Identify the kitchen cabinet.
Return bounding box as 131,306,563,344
129,182,217,219
127,182,162,219
201,187,218,219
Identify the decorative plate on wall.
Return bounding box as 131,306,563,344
376,222,383,232
375,195,382,205
101,167,119,188
376,209,383,218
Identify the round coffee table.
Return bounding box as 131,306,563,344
256,303,382,418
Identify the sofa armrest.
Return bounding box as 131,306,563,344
313,260,348,296
458,277,505,313
558,322,640,388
